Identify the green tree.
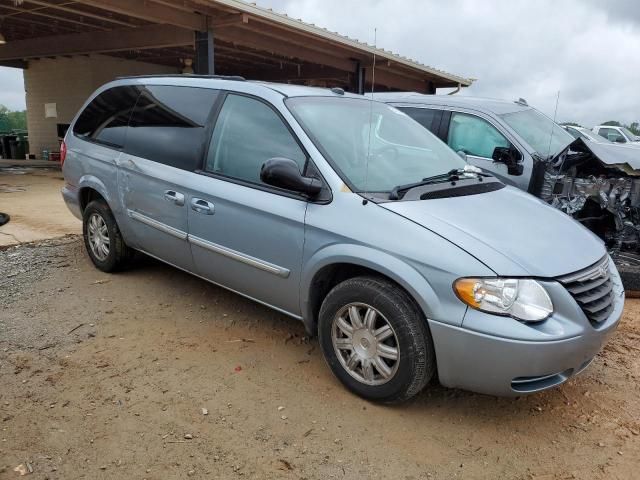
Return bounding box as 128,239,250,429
602,120,622,127
0,104,27,131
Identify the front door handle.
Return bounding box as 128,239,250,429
164,190,185,206
191,198,215,215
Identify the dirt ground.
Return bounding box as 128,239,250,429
1,172,640,480
0,168,80,247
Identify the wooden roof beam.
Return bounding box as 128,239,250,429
20,0,138,28
73,0,207,31
1,3,110,31
0,24,194,61
216,27,355,72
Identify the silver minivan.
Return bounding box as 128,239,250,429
62,76,623,402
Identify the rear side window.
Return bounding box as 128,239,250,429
205,94,307,184
125,86,219,171
73,86,139,148
400,107,440,133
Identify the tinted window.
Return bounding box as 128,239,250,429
125,86,218,171
73,86,139,148
448,112,511,158
401,107,440,133
205,94,306,184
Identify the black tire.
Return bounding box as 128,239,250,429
82,199,133,272
318,276,436,403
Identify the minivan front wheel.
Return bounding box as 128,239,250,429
318,276,435,403
82,199,133,272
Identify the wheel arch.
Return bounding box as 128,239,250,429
77,175,112,213
300,245,442,335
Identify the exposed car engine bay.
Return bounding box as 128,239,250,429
538,139,640,265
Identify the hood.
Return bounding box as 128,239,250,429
571,138,640,172
382,186,605,277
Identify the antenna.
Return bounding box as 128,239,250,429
545,91,560,160
363,28,377,196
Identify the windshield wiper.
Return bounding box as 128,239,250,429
389,166,489,200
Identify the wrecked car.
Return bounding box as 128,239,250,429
374,93,640,284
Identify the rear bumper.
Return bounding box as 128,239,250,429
61,183,82,220
428,284,624,397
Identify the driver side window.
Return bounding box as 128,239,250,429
205,94,307,184
447,112,511,158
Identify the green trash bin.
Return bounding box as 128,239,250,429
9,139,25,160
14,130,29,159
3,134,17,159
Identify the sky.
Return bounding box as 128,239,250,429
0,0,638,127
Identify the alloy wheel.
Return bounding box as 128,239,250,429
331,302,400,386
87,212,110,261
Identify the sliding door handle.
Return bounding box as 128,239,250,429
191,198,215,215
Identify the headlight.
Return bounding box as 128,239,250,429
454,278,553,322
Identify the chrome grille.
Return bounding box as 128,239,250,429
557,256,614,325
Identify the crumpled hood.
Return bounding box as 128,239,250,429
382,185,606,277
571,138,640,172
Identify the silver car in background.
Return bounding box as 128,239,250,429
374,92,640,283
61,77,623,402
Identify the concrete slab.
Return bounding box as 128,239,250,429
0,169,80,247
0,159,61,169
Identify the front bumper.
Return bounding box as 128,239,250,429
429,261,624,396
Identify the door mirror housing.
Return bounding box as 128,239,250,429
260,157,323,197
492,146,523,176
456,150,468,162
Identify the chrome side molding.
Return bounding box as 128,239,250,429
127,209,188,241
189,234,290,278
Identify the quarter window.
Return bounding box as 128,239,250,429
73,86,139,148
125,86,218,171
400,107,441,134
205,94,306,184
448,112,511,158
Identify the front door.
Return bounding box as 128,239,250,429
187,93,310,316
444,111,531,190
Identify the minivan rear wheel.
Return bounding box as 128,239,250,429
318,276,435,403
83,199,133,272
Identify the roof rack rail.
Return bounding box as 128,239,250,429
116,74,246,81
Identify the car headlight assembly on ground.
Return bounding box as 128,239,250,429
454,278,553,322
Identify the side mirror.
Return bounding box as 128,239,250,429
260,157,323,197
614,136,626,144
492,146,523,176
456,150,468,162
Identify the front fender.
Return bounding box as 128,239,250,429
300,243,460,333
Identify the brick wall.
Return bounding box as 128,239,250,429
24,55,178,158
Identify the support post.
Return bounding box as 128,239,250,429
357,64,366,94
194,29,214,75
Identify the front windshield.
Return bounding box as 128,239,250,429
286,97,466,192
500,108,574,158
